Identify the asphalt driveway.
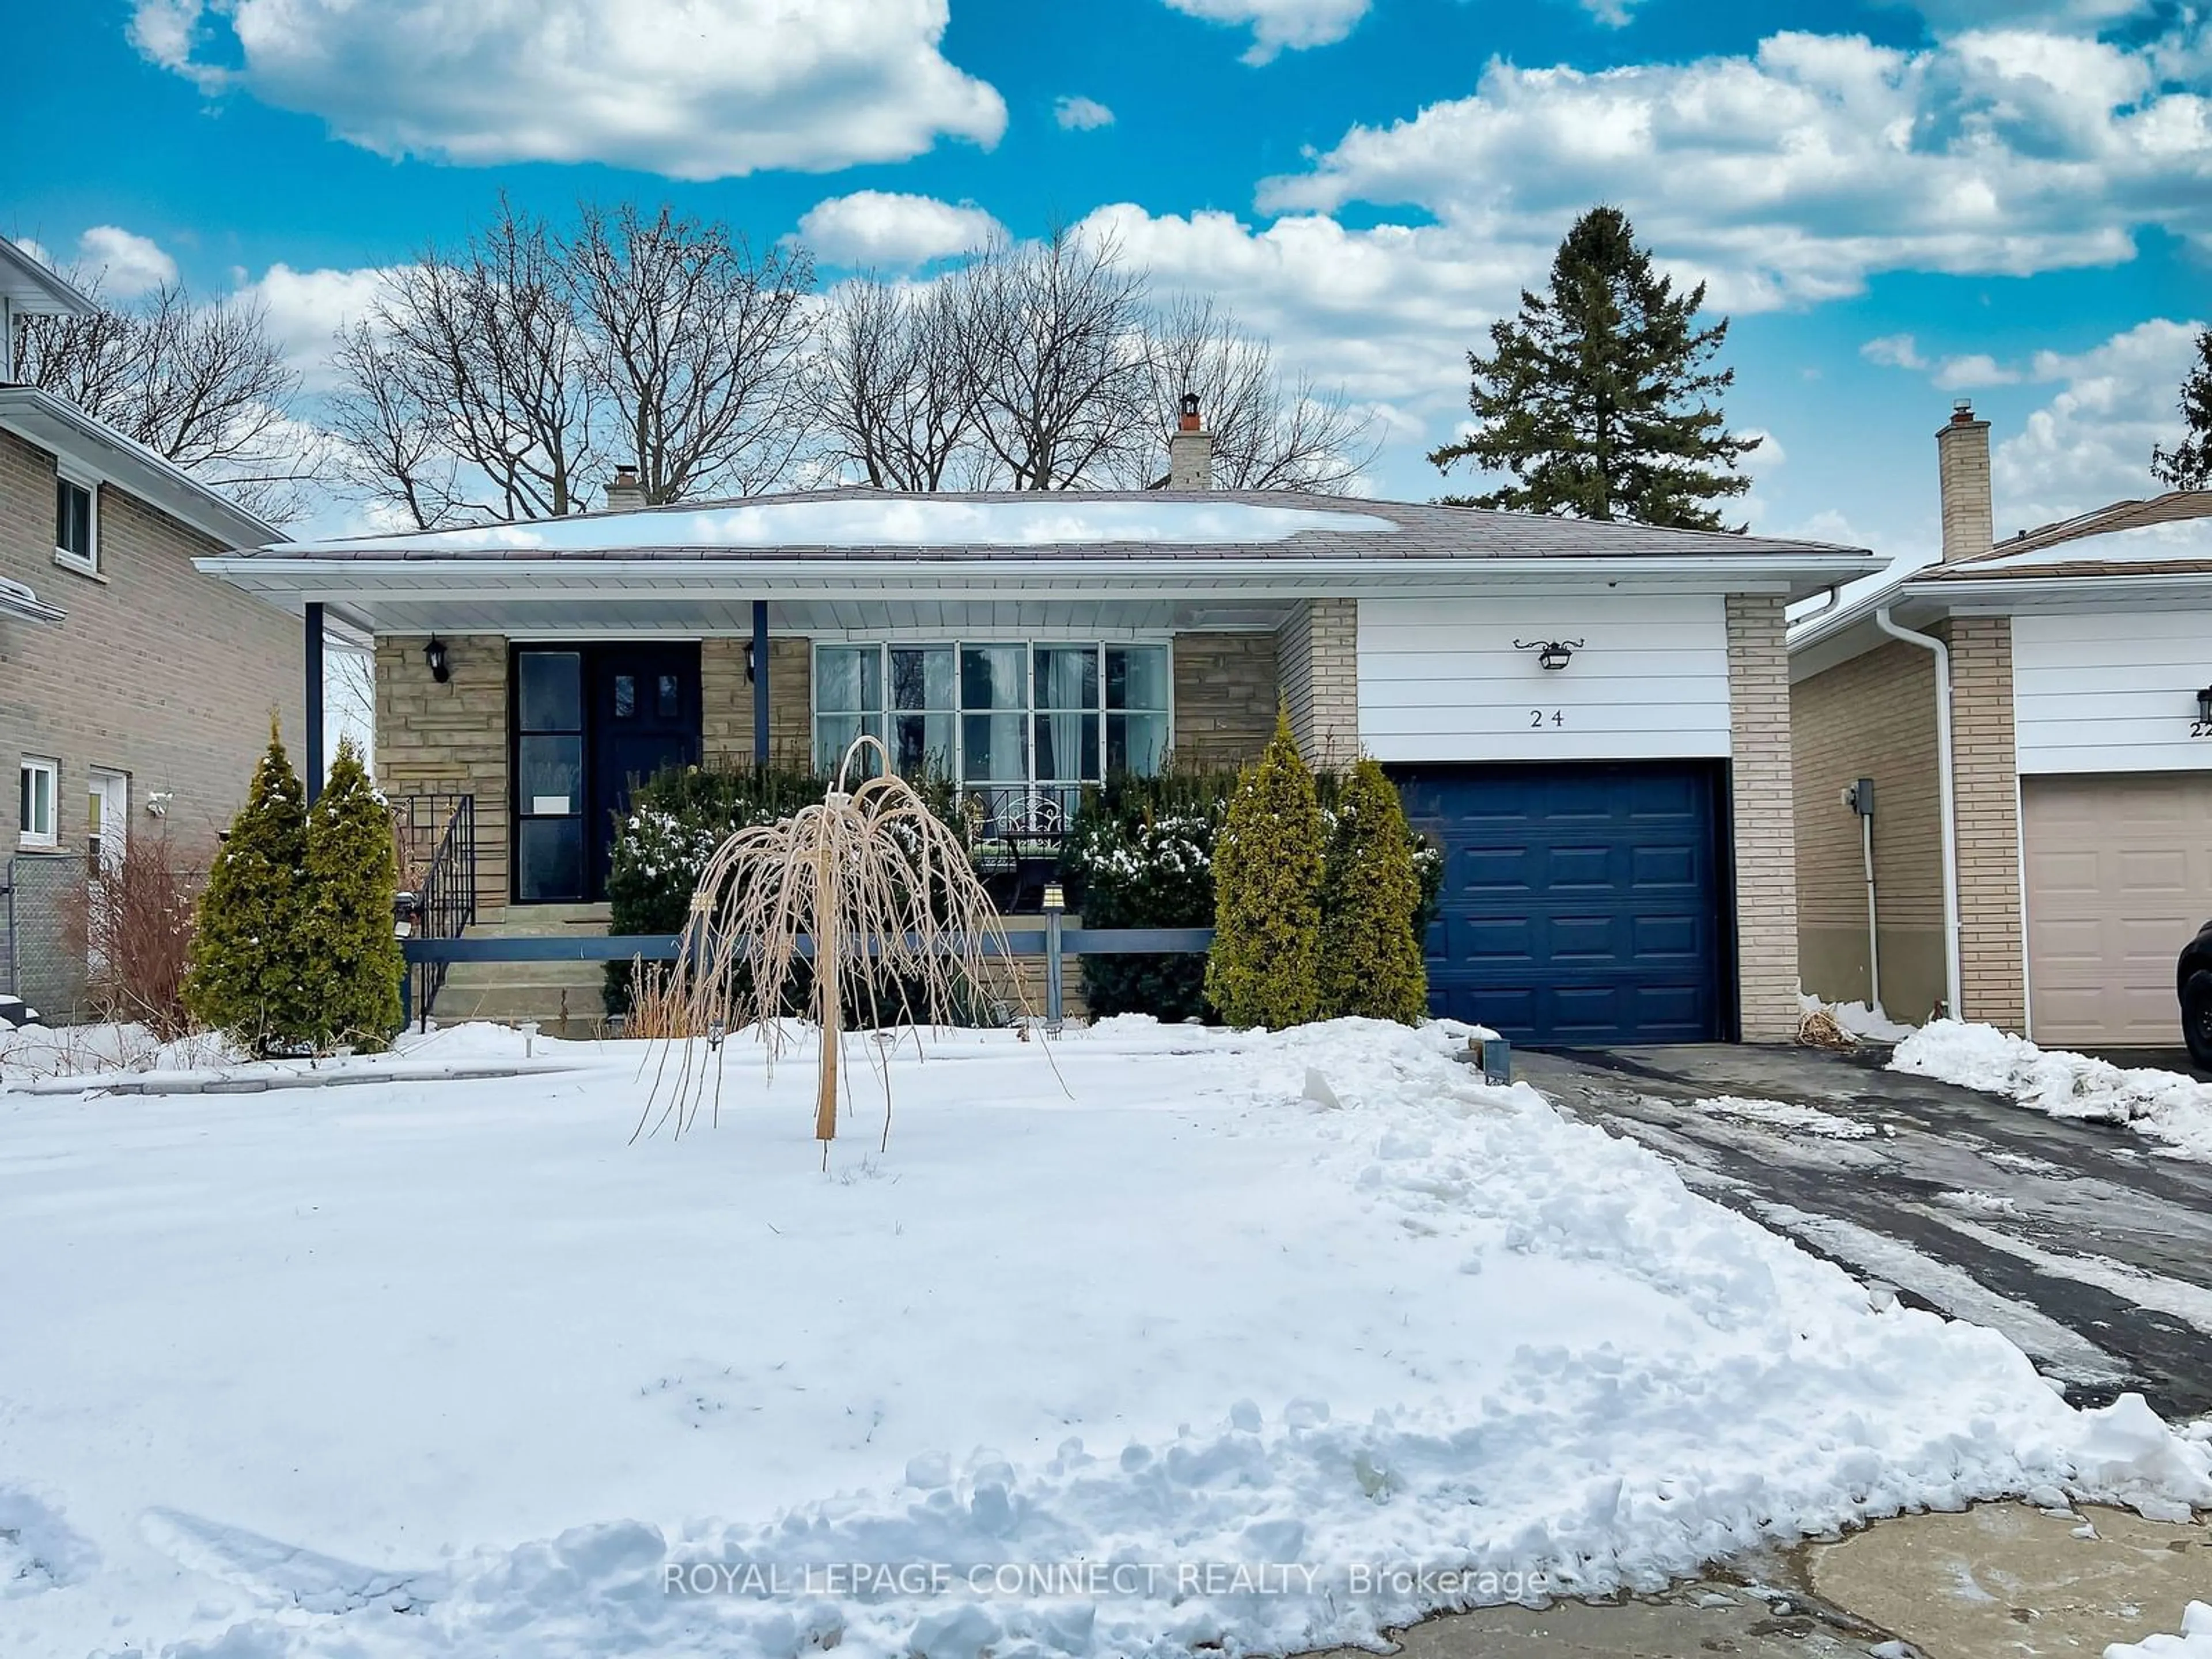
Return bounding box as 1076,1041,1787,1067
1515,1043,2212,1421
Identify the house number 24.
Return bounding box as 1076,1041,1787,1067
1530,709,1565,728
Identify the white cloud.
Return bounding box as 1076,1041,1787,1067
128,0,1006,180
1861,332,2021,389
1054,95,1115,131
74,226,179,298
1258,28,2212,310
1158,0,1372,65
1991,317,2206,531
237,263,403,390
797,192,1005,267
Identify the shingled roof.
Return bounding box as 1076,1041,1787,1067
238,487,1865,563
1915,489,2212,582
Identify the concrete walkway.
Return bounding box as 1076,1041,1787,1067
1301,1501,2209,1657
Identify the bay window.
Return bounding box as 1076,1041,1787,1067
813,642,1172,808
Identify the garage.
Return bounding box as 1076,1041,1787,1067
2023,772,2212,1047
1393,762,1729,1046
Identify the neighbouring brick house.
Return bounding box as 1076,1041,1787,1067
1,238,302,1016
202,423,1877,1044
1793,400,2212,1047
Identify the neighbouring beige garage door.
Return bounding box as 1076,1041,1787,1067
2023,772,2212,1047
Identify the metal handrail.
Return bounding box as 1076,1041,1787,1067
392,794,476,1025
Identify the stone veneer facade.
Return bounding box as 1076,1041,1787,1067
1171,632,1277,767
1725,594,1801,1043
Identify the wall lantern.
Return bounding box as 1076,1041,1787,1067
1514,637,1584,672
423,637,451,683
745,639,757,685
2198,685,2212,725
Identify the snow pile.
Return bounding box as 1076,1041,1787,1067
287,497,1400,554
2108,1601,2212,1659
1892,1021,2212,1162
1,1017,2206,1659
0,1019,239,1082
1699,1094,1876,1140
0,1017,582,1092
1797,993,1917,1044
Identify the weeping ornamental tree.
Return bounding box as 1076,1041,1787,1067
638,736,1016,1161
184,725,316,1052
1431,206,1759,531
1206,713,1325,1029
301,739,404,1051
1319,759,1429,1025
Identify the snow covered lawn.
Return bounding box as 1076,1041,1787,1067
1893,1021,2212,1162
3,1017,2207,1659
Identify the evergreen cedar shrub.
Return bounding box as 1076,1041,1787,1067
300,739,404,1051
1062,760,1442,1025
1318,757,1429,1024
184,725,319,1054
603,760,967,1017
1205,713,1326,1029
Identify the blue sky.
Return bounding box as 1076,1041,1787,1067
3,0,2207,558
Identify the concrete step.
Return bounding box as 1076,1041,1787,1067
467,903,612,937
433,983,611,1027
438,960,611,993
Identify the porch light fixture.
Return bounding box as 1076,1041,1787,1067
423,637,451,683
2198,685,2212,725
745,639,756,685
1514,637,1584,672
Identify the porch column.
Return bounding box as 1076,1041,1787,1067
752,599,770,766
304,601,325,803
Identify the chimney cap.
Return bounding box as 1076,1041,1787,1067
1177,391,1202,432
1950,399,1976,425
615,463,640,484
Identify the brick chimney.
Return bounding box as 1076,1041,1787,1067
1936,400,1992,563
1169,392,1213,490
604,463,647,513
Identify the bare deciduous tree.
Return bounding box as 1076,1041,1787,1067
810,274,982,490
1130,294,1379,493
17,283,320,524
346,200,596,525
570,202,815,503
963,228,1154,490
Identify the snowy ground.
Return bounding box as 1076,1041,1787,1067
1797,994,1918,1045
2110,1601,2212,1658
1893,1021,2212,1162
3,1017,2209,1659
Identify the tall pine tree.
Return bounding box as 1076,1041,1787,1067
184,722,316,1052
1430,206,1759,531
302,738,404,1051
2150,325,2212,491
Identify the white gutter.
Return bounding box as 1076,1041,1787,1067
1874,606,1962,1020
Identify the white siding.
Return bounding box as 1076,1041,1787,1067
1357,595,1730,763
2012,609,2212,775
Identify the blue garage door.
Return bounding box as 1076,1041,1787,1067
1393,762,1727,1045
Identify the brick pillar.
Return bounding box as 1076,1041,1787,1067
1726,594,1801,1042
1942,616,2024,1029
1276,598,1358,768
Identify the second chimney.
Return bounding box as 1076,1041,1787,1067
1936,400,1992,562
605,463,647,513
1169,391,1213,490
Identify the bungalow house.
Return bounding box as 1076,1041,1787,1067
1791,400,2212,1049
198,425,1877,1044
2,236,302,1018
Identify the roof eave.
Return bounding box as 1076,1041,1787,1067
0,387,281,550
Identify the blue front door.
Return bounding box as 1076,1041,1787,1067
1393,762,1728,1045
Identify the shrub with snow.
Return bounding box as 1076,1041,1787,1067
1208,714,1326,1029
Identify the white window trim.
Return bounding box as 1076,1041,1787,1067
809,638,1176,793
18,756,59,850
53,464,100,578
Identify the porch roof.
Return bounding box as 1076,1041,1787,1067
198,487,1881,632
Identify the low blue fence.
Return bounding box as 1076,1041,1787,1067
399,926,1213,1030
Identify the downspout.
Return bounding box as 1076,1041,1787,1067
1860,808,1881,1016
1873,607,1962,1020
